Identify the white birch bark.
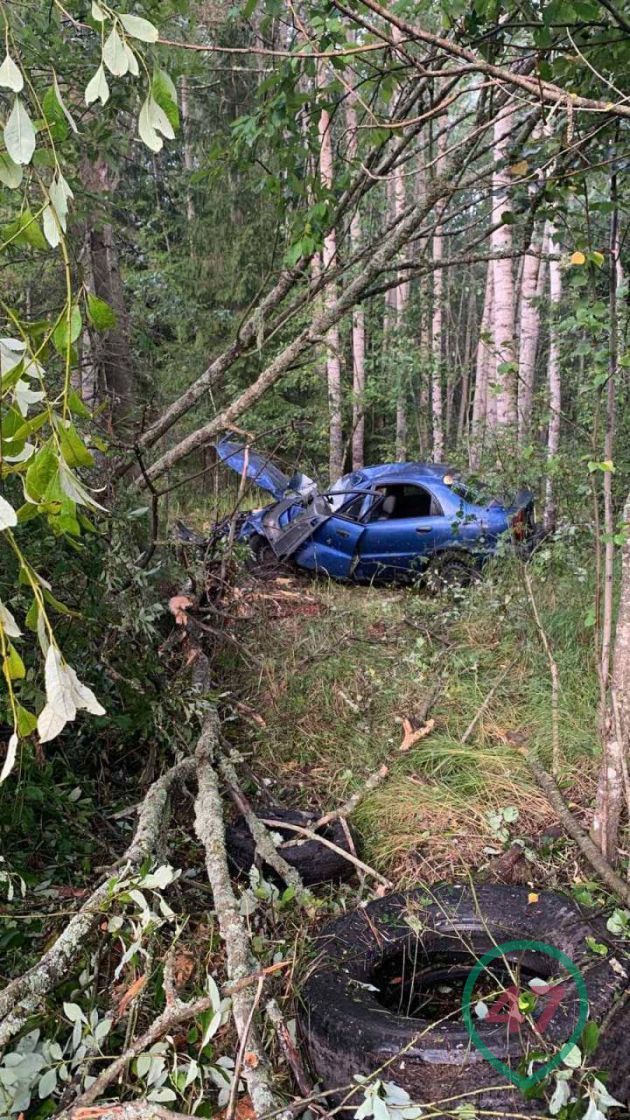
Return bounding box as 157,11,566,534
431,124,447,461
491,108,517,427
393,159,410,460
517,227,546,443
469,262,493,468
345,90,366,470
543,225,562,533
318,64,344,482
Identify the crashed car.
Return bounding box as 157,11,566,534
215,438,536,584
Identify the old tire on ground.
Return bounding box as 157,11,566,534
298,884,630,1112
225,806,356,887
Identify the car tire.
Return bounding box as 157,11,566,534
225,806,356,887
244,534,287,579
425,552,480,593
298,884,629,1112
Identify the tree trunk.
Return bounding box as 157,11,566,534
517,227,545,443
81,156,135,435
469,262,493,468
491,107,517,428
179,75,196,242
318,68,344,482
431,124,447,461
543,226,561,534
393,159,410,461
346,91,366,471
592,182,627,864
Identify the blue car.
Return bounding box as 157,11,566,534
215,439,536,584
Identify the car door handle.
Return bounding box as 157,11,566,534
415,526,431,534
336,528,351,538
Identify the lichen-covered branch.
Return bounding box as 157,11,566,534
218,752,304,892
194,710,291,1120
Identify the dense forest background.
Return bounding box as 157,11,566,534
1,1,630,1117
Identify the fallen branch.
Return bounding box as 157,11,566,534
61,989,216,1114
0,758,195,1051
70,1106,191,1120
218,753,305,892
523,748,630,906
311,765,389,830
194,710,292,1120
260,818,392,888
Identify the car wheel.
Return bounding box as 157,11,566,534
225,806,356,887
425,553,480,594
244,534,286,579
298,884,629,1112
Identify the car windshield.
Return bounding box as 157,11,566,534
328,471,366,511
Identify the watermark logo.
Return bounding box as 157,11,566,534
461,939,589,1090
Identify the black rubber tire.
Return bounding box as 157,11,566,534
244,534,282,579
298,884,630,1112
225,806,356,887
425,552,481,594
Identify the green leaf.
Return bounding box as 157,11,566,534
152,69,179,130
119,13,159,41
3,97,36,165
16,704,37,736
585,936,608,956
42,86,69,142
87,293,117,330
0,151,23,189
68,389,92,419
25,443,58,503
57,420,94,469
581,1020,600,1055
53,305,82,354
3,642,25,681
19,209,47,251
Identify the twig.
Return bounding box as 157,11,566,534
259,818,392,888
226,976,265,1120
266,998,314,1101
61,990,216,1114
312,765,390,829
219,754,304,892
461,660,516,745
194,711,292,1120
0,758,195,1051
523,748,630,906
523,567,561,774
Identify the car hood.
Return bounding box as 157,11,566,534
214,438,316,501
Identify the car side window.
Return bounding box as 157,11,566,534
368,484,443,521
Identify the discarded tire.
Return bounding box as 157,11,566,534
298,884,630,1111
225,806,355,887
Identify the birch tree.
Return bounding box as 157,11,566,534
491,106,517,428
543,227,562,533
318,63,344,482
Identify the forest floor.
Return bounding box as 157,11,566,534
217,546,602,895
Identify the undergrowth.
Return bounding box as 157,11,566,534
220,538,602,887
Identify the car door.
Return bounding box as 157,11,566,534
353,485,454,580
294,495,367,579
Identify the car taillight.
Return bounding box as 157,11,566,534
511,509,526,540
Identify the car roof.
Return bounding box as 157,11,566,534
358,462,458,485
